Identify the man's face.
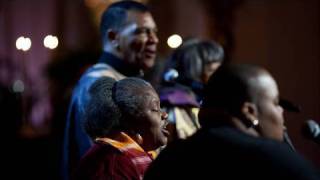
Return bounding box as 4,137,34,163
117,11,159,71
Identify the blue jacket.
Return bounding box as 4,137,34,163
62,53,125,180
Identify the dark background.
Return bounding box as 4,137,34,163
0,0,319,179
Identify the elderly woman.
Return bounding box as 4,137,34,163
145,64,319,180
73,77,169,180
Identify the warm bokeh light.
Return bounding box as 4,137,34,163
22,38,32,51
16,37,24,50
167,34,183,49
16,36,32,51
43,35,59,49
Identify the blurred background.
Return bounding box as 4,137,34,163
0,0,319,179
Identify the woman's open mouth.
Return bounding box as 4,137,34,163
161,128,170,137
161,121,170,136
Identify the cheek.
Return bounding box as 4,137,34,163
129,37,146,52
258,104,284,140
268,105,283,123
151,118,162,132
143,115,161,133
145,118,165,144
258,103,275,120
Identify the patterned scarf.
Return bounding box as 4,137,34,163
95,132,154,180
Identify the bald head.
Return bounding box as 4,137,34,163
199,64,284,141
201,64,267,110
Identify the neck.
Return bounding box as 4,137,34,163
200,108,259,137
100,51,144,77
230,117,259,137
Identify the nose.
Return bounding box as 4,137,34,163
148,31,159,44
279,105,284,115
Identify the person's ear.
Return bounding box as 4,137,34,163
107,30,120,50
241,102,259,127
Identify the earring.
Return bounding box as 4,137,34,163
135,133,143,145
253,119,259,126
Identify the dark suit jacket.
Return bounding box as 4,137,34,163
144,127,320,180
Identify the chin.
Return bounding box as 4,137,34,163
161,138,168,146
154,140,167,149
142,58,155,69
272,134,284,142
143,64,155,71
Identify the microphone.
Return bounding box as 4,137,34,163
279,98,301,113
302,120,320,144
163,69,179,83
